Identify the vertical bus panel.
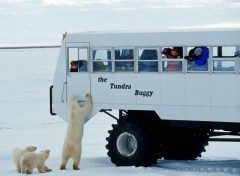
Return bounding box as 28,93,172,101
136,73,160,105
112,74,136,105
160,73,185,106
185,74,211,106
91,73,114,104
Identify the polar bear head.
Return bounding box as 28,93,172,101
25,146,37,152
41,149,50,160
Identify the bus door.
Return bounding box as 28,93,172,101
66,42,91,103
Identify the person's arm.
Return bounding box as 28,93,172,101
194,48,209,65
184,56,193,62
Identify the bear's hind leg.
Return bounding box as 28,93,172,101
26,169,32,174
73,163,80,170
60,153,69,170
72,153,80,170
22,166,32,174
60,162,67,170
44,165,52,172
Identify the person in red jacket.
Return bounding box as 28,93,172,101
162,47,183,71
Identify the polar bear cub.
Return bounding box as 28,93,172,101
20,149,50,174
12,146,37,173
60,93,92,170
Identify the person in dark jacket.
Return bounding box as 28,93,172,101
184,47,209,71
70,60,78,72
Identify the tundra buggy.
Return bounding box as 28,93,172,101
50,30,240,166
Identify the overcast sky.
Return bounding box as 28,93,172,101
0,0,240,45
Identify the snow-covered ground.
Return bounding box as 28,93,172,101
0,48,240,175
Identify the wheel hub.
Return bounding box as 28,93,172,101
116,132,137,157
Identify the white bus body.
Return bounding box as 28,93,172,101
50,30,240,166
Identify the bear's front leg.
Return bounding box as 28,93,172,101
16,164,21,173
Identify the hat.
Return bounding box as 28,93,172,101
172,47,182,53
194,47,203,56
70,60,78,65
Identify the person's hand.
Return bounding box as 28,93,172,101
184,56,193,62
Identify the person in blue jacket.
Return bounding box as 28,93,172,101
184,47,209,71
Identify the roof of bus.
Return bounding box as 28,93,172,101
63,29,240,47
72,28,240,34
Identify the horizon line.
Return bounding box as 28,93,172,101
0,45,60,49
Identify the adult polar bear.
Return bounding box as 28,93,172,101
60,93,92,170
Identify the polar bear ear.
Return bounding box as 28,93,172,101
85,93,92,99
45,149,50,154
28,146,37,151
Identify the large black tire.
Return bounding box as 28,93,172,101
106,116,159,166
160,128,209,160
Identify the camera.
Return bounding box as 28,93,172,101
161,48,172,55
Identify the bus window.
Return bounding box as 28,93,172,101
213,46,236,57
213,60,235,72
186,46,209,72
92,49,112,72
68,48,78,72
212,46,236,72
78,48,88,72
115,49,134,72
138,49,158,72
68,47,88,72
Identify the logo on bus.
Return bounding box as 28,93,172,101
98,77,153,97
135,90,153,97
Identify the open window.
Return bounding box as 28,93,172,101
68,47,88,72
186,46,209,72
161,46,183,72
